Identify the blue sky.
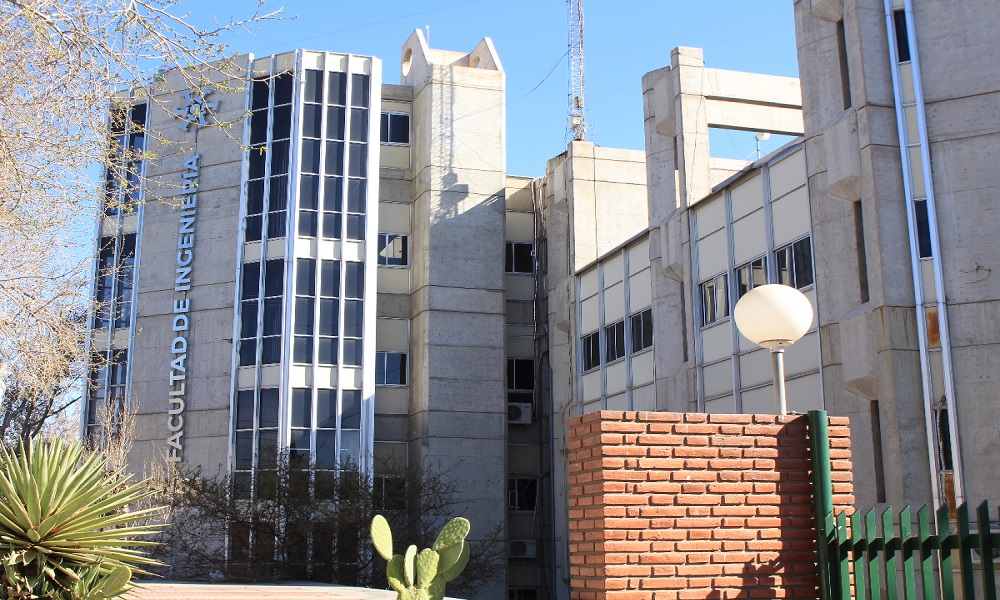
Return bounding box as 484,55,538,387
190,0,800,176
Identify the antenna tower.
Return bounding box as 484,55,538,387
568,0,587,141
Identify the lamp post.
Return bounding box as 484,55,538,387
733,284,814,415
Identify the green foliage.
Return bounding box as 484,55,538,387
370,515,471,600
0,439,163,599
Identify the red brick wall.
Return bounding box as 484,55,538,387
566,411,853,600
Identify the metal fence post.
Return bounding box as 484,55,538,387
809,409,835,600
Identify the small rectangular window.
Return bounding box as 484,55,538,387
505,242,534,274
914,200,932,258
700,273,729,326
380,112,411,145
735,256,767,300
378,233,409,266
892,10,911,63
507,358,534,404
604,320,626,363
507,478,538,512
376,351,407,386
581,331,600,372
775,237,814,290
629,308,653,353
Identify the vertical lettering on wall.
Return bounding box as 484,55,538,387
166,154,201,462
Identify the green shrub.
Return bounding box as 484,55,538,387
0,439,163,599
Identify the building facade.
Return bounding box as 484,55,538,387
87,33,554,599
86,2,1000,597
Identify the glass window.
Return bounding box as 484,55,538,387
507,478,538,512
347,179,366,213
344,262,364,299
236,390,254,430
327,72,347,105
378,233,408,266
343,299,363,338
303,70,324,104
736,256,767,300
341,390,362,429
505,242,534,274
350,108,368,142
327,106,346,140
343,338,362,366
316,389,337,428
258,388,280,429
376,352,408,386
250,77,269,111
293,335,312,364
318,337,338,366
581,331,600,372
914,200,932,258
264,259,284,297
296,259,316,296
350,74,369,107
775,237,814,290
507,358,534,404
893,10,910,63
629,308,653,353
290,389,312,428
381,112,411,145
272,104,291,141
273,72,293,105
320,260,341,297
345,214,366,241
604,320,626,363
700,273,729,326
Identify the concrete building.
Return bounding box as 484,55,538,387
87,1,1000,597
87,32,554,598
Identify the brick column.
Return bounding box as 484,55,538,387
566,411,853,600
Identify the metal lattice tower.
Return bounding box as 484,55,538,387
568,0,587,141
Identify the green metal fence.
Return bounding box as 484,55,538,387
808,410,1000,600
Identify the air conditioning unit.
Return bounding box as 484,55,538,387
507,403,533,425
509,539,537,559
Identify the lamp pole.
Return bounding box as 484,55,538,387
770,348,787,416
733,284,814,417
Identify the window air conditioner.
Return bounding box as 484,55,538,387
509,539,537,559
507,403,533,425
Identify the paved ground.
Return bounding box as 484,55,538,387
130,582,402,599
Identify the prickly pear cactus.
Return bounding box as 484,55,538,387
370,514,472,600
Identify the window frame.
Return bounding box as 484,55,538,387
505,241,534,275
581,331,600,373
603,319,626,364
628,307,653,354
507,477,538,513
380,111,411,146
375,351,408,386
377,232,409,267
699,273,729,327
735,255,767,301
774,236,814,291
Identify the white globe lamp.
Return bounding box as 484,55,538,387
733,284,814,415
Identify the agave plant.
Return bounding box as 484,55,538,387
0,438,164,599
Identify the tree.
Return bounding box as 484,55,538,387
0,0,280,442
146,456,504,597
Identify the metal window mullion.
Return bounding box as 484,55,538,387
884,0,949,512
574,277,585,413
724,187,740,415
689,211,705,412
903,0,964,504
279,51,305,454
622,249,634,410
228,54,256,479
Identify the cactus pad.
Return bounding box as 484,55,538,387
371,515,394,560
432,517,470,551
440,541,470,583
415,548,439,588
